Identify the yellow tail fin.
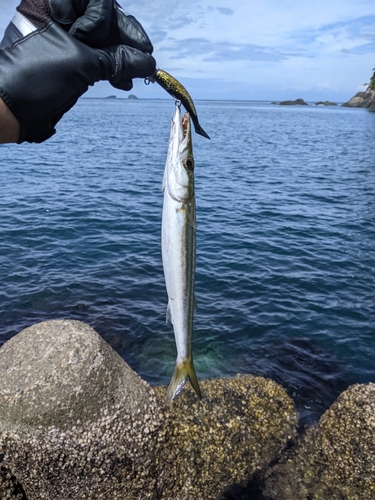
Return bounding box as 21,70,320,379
166,359,202,403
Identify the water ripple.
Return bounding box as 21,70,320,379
1,99,375,424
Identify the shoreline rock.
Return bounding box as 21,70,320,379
262,383,375,499
279,98,308,106
342,85,375,108
315,100,337,106
1,320,375,499
154,376,297,499
0,320,164,500
0,320,298,500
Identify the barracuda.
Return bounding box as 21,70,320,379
162,103,202,403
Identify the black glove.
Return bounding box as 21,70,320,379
17,0,154,52
0,0,156,143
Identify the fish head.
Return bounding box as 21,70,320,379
165,106,194,204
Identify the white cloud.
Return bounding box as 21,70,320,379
159,37,287,63
1,0,374,101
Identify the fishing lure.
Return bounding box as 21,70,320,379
146,69,211,140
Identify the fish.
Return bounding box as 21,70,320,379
147,69,211,140
162,103,202,403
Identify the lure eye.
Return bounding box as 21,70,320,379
184,156,194,171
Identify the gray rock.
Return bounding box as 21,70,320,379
154,375,298,500
343,93,366,107
315,101,337,106
0,320,299,500
0,320,164,500
0,463,25,500
4,320,375,499
0,320,153,429
279,98,308,105
262,383,375,500
342,88,375,108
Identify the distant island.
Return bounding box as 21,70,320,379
272,98,308,106
315,101,337,106
104,94,139,100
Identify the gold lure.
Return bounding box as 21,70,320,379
146,69,211,140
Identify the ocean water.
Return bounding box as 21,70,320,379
1,98,374,426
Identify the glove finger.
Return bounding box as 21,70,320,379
68,0,113,45
107,2,153,54
109,46,156,89
49,0,78,26
111,79,133,91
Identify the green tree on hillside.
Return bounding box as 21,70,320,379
371,70,375,91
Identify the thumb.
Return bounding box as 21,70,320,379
98,45,156,91
68,0,113,45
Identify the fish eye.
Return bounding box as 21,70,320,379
184,156,194,171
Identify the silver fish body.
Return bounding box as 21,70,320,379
162,104,201,402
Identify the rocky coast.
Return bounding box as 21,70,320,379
342,76,375,109
0,320,374,499
342,88,375,108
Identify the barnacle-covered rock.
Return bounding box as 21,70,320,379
154,375,298,500
0,320,164,500
263,383,375,499
0,319,299,500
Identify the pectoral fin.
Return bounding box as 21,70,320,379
166,300,173,325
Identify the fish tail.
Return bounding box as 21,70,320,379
191,116,210,139
166,359,202,403
195,125,211,140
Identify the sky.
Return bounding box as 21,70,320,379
1,0,375,102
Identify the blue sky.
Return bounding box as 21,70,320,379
1,0,375,102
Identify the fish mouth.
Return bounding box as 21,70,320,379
182,113,191,139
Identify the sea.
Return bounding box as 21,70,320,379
1,98,374,427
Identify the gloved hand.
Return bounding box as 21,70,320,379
17,0,154,51
0,0,156,143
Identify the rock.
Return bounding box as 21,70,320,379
0,463,26,500
342,87,375,108
315,101,337,106
128,94,138,99
342,92,367,107
0,320,164,500
154,375,298,500
262,383,375,499
106,95,117,99
279,98,308,106
0,319,299,500
4,320,375,499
